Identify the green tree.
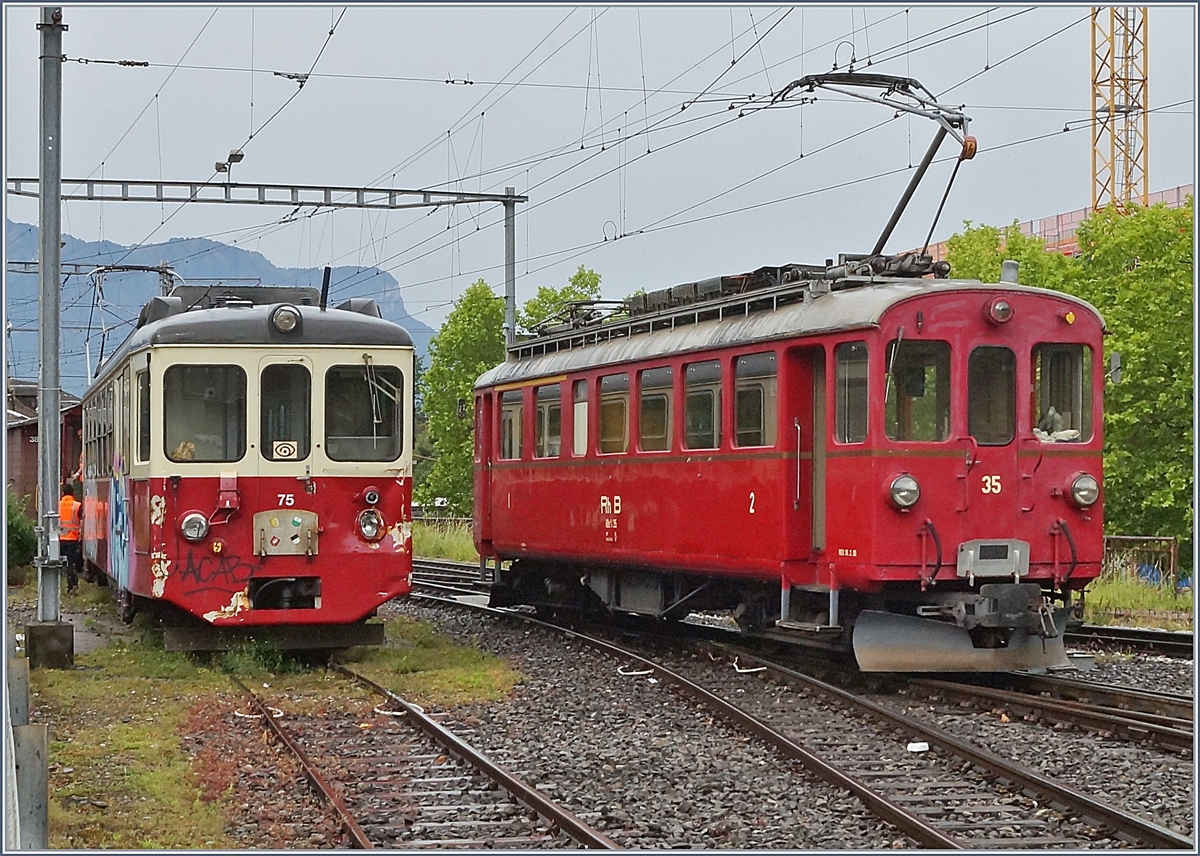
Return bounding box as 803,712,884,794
410,354,435,495
946,201,1194,565
7,487,37,571
416,280,505,515
945,219,1075,289
1071,198,1194,564
517,265,601,333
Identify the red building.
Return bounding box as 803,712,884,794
5,378,82,515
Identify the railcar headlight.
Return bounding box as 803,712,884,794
986,297,1014,324
889,474,921,509
362,487,381,506
180,511,210,542
1070,473,1100,507
357,508,386,541
270,304,301,334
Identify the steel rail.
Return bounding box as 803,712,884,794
412,593,960,849
1066,625,1194,658
1001,672,1193,722
909,677,1193,752
332,664,620,850
722,648,1195,849
227,673,375,849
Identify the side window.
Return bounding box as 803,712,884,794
969,347,1016,445
572,380,588,457
1033,344,1093,442
499,390,523,460
599,373,629,454
163,365,247,463
639,367,673,451
136,370,150,463
885,340,950,441
262,363,311,460
835,341,868,443
474,395,483,463
324,363,404,461
535,383,562,458
684,360,721,449
734,352,777,447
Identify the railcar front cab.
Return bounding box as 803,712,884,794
836,284,1105,672
129,308,413,644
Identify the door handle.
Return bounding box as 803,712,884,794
794,418,802,510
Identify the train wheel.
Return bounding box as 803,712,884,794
118,590,138,624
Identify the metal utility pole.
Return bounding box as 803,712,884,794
35,6,66,628
504,186,517,345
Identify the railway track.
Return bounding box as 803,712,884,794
1065,625,1194,658
410,591,1193,849
412,559,491,596
899,675,1193,754
227,671,616,849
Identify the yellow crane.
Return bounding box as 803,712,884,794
1091,7,1149,210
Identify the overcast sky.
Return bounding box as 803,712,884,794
4,4,1196,330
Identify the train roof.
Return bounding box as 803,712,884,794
88,294,412,390
476,277,1103,389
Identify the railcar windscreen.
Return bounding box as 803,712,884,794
262,363,311,460
1032,344,1092,442
535,383,562,458
834,342,868,444
884,340,950,442
163,365,247,462
968,347,1016,445
325,364,404,461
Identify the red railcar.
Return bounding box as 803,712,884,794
474,256,1106,671
80,285,413,650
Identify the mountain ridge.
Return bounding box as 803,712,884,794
5,219,436,395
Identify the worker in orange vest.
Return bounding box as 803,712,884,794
59,484,82,594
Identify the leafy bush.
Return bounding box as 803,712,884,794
6,487,37,572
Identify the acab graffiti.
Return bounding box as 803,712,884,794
178,548,257,595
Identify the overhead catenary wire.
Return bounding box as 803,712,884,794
27,5,1178,349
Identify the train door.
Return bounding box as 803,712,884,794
783,346,825,562
473,392,494,550
128,352,152,575
961,345,1021,532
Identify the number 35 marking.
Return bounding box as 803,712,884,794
981,475,1002,494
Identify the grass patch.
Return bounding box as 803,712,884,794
342,615,520,706
412,520,478,562
1083,576,1194,630
215,639,312,677
32,644,235,849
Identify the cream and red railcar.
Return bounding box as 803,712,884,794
80,285,413,650
474,256,1105,671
